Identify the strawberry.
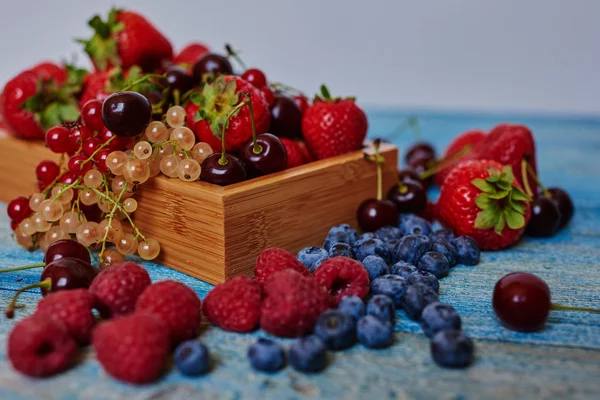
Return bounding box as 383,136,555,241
437,160,532,250
191,75,270,152
174,42,210,73
79,70,111,108
78,9,173,72
296,139,314,163
302,85,368,160
280,138,305,169
31,62,67,85
434,129,486,186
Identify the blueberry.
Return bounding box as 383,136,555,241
392,235,430,265
328,224,358,245
430,229,456,241
328,242,356,259
297,246,329,271
430,329,474,368
247,338,286,372
402,283,439,320
385,239,400,253
390,261,418,279
417,252,450,278
431,239,457,266
289,335,328,373
399,215,432,236
370,274,407,308
311,254,329,272
397,213,414,226
421,302,462,338
174,340,211,376
406,270,439,293
362,255,389,281
353,232,376,250
366,294,395,322
357,315,393,349
323,231,351,251
355,238,391,264
338,295,365,321
375,226,402,242
452,236,480,266
314,310,356,351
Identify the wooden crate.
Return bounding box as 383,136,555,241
0,131,398,284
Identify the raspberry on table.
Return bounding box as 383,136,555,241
136,280,202,345
8,314,78,377
430,329,474,368
93,314,170,384
247,338,286,372
289,335,328,373
390,261,418,279
402,283,439,320
88,261,151,318
297,246,329,272
314,257,370,306
314,310,356,351
36,288,95,344
357,315,393,349
174,340,211,376
337,295,365,321
421,302,462,338
366,294,396,323
417,252,450,278
328,242,356,259
202,276,262,332
452,236,480,265
354,238,391,264
392,235,431,265
375,225,402,242
254,248,310,283
406,270,440,293
361,255,389,281
431,238,457,266
398,214,432,236
370,274,407,308
260,269,329,337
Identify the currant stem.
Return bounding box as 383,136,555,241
81,136,116,167
5,278,52,319
52,179,82,202
551,303,600,313
0,262,45,273
99,181,128,260
246,96,262,155
521,159,534,197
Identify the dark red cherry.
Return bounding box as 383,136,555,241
405,142,436,165
44,239,91,265
102,91,152,137
68,154,91,176
547,187,574,228
387,181,427,214
45,125,71,154
193,53,233,82
397,169,422,185
526,196,561,237
269,95,302,138
357,199,399,232
7,196,31,224
492,272,551,332
293,95,309,115
165,65,194,94
39,257,98,296
407,158,433,188
200,153,247,186
240,133,288,176
241,68,267,88
81,99,104,132
35,160,60,185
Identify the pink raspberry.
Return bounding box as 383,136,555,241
203,276,263,332
36,288,95,344
314,256,370,306
254,248,309,283
260,269,329,337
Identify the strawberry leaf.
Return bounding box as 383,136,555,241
496,180,512,191
58,104,80,122
320,84,331,100
488,190,509,200
475,193,492,210
505,209,525,229
502,166,515,183
494,213,506,235
474,206,499,230
486,174,501,183
472,178,496,193
511,186,531,201
190,92,204,106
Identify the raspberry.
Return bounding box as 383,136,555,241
260,269,329,337
254,248,309,283
36,288,95,344
202,276,262,332
88,262,151,318
313,257,370,306
8,314,78,377
93,314,170,384
136,280,202,344
280,138,305,169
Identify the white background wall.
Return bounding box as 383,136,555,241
1,0,598,115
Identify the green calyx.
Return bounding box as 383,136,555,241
472,166,532,235
21,77,80,129
75,8,124,71
313,84,356,103
190,76,241,139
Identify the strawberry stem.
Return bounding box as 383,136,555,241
551,303,600,313
0,263,45,273
5,278,52,319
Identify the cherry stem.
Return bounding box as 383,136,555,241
225,44,247,71
526,161,551,198
121,74,165,92
0,262,45,273
520,159,534,197
81,136,116,167
419,144,472,180
5,278,51,319
218,100,247,166
173,89,181,106
374,141,383,201
246,95,262,155
551,303,600,313
268,82,304,96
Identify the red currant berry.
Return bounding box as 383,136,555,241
82,138,103,157
45,126,71,154
100,128,114,143
492,272,551,332
35,160,60,185
58,172,78,186
7,196,31,223
68,125,94,152
293,95,309,115
10,220,18,231
241,68,267,88
81,100,104,132
67,154,92,176
94,149,111,173
259,87,275,106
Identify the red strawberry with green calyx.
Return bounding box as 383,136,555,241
437,159,532,250
302,85,368,160
190,75,270,152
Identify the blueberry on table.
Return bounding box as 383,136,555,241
375,226,403,242
355,238,391,264
398,214,432,237
361,255,389,281
337,295,366,322
452,236,480,266
402,283,439,320
247,338,286,373
417,252,450,279
406,270,440,293
430,329,474,368
323,231,351,251
370,275,407,308
430,229,456,242
297,246,329,272
314,310,356,351
174,340,211,376
328,243,356,259
421,302,462,338
289,335,328,373
431,238,457,266
390,261,418,279
366,294,396,323
385,239,400,253
328,224,359,245
353,232,376,250
392,235,430,265
357,315,393,349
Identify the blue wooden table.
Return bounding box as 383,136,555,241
1,110,599,400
